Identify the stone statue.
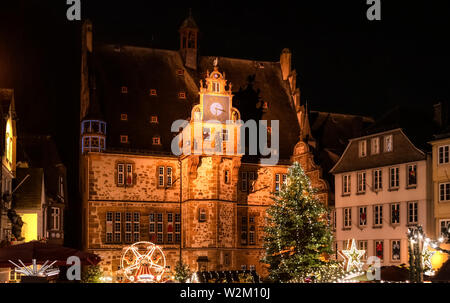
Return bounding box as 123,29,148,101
7,209,24,241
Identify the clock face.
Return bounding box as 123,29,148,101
203,95,230,123
210,103,224,116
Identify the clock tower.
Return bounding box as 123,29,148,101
180,61,243,271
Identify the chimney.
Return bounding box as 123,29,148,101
280,48,292,81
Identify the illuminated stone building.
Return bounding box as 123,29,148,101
79,15,333,279
0,88,17,243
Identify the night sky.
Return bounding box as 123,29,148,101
0,1,449,248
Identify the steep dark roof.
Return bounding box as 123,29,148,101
362,104,436,152
309,111,374,190
13,168,43,210
330,128,426,174
92,44,300,160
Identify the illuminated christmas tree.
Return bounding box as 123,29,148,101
262,162,334,282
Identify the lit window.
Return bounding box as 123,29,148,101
120,114,128,121
359,140,367,157
375,240,384,260
391,240,401,261
359,206,367,227
150,89,157,96
126,164,133,186
150,115,158,124
121,86,128,94
342,174,351,195
371,137,380,155
384,135,393,152
249,171,257,192
133,212,140,242
407,164,417,187
439,145,450,164
374,205,383,226
176,69,184,76
178,92,186,99
120,135,128,143
389,167,399,189
152,136,161,145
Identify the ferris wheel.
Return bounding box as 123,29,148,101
120,241,167,282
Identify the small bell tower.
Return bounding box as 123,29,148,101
179,9,199,70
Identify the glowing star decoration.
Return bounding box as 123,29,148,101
422,242,436,276
120,241,167,283
338,239,365,272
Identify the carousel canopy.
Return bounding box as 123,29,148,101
0,241,101,267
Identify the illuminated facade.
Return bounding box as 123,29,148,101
331,129,433,266
79,15,331,279
0,88,17,243
429,134,450,268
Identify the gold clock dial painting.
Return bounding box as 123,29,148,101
203,95,230,123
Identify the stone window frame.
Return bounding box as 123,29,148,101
115,162,136,188
150,115,159,124
152,136,161,145
224,170,230,184
120,135,129,144
156,165,175,189
167,213,174,243
121,86,128,94
178,91,186,99
274,173,287,193
114,212,122,243
248,215,256,245
120,113,128,121
150,89,157,96
176,69,184,76
198,208,207,222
